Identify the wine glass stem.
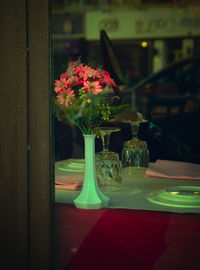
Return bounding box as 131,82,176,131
101,133,111,152
131,122,139,139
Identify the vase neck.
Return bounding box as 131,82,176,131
83,134,96,164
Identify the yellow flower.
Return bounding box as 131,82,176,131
87,98,92,104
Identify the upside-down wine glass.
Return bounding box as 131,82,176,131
121,115,149,168
95,127,122,186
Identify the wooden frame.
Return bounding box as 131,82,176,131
28,0,54,269
0,0,54,269
0,0,28,268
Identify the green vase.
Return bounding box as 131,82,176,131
73,134,110,209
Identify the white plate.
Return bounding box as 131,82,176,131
58,159,85,172
148,185,200,208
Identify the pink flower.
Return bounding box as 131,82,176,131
54,77,67,93
83,81,103,95
64,60,79,77
81,66,99,81
74,63,85,76
57,88,75,107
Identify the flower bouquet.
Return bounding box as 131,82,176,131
54,58,127,134
54,59,127,209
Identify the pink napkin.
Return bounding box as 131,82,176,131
55,174,83,191
145,159,200,180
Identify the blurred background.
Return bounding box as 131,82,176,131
51,0,200,163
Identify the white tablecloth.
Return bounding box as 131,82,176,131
55,159,200,214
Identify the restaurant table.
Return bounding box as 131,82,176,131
55,159,200,214
55,159,200,270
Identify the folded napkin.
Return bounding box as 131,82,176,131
55,174,83,191
145,159,200,180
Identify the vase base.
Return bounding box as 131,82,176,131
73,197,109,209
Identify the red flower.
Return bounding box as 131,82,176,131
54,60,117,98
101,70,117,87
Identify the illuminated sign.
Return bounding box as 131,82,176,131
85,7,200,40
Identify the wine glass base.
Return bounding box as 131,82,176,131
121,139,149,168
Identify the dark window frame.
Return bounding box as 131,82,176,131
0,0,54,269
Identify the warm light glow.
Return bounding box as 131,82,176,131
169,192,179,195
141,41,148,47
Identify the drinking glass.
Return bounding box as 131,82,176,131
121,139,149,168
95,127,122,186
121,120,149,168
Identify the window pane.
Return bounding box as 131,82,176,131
52,4,200,267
